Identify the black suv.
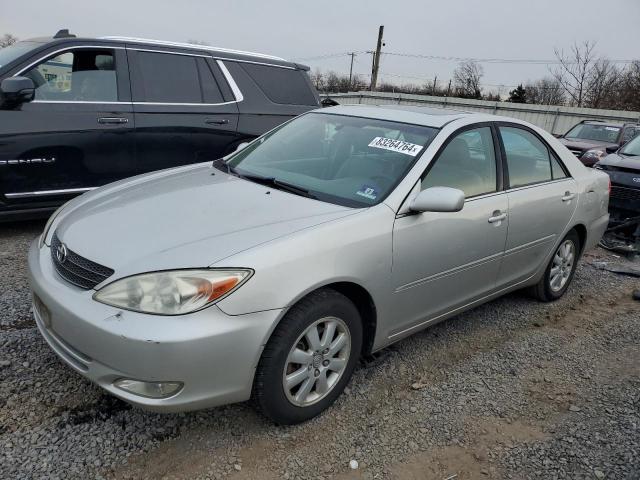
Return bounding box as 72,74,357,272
558,119,640,167
0,31,320,220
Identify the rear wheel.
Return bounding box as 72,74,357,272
253,289,362,425
530,230,580,302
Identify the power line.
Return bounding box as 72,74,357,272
294,50,637,65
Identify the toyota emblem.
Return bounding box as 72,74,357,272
55,243,68,264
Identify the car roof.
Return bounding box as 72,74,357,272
23,34,303,70
319,104,481,128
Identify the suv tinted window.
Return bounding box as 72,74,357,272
500,127,552,187
422,127,497,198
196,58,224,104
24,49,117,102
135,51,202,103
240,63,317,105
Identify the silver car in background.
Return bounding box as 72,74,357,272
28,105,610,424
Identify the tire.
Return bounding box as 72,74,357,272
530,230,580,302
253,288,362,425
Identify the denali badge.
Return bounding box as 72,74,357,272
55,243,68,264
0,157,56,166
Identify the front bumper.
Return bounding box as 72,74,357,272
27,239,283,412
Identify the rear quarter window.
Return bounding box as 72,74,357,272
240,63,317,106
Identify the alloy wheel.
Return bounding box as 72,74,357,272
549,239,575,292
282,317,351,407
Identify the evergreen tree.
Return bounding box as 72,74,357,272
508,84,527,103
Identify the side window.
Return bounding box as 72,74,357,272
422,127,497,198
550,155,568,179
239,63,318,105
134,51,202,103
622,127,638,144
24,49,117,101
196,58,224,104
500,127,552,188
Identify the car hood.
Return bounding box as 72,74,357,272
54,163,357,277
559,138,616,151
597,153,640,171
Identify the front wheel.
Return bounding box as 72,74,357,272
530,230,580,302
253,289,362,425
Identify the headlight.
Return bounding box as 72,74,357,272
582,149,606,161
39,203,68,248
93,269,253,315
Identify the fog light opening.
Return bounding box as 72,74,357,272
113,379,183,399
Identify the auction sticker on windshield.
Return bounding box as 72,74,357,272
368,137,423,156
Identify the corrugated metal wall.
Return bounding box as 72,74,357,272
320,92,640,135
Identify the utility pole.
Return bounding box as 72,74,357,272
446,79,452,97
432,75,437,95
348,52,356,88
370,25,384,91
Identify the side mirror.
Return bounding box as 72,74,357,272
605,144,619,154
410,187,465,213
0,77,35,108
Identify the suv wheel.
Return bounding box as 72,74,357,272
253,289,362,424
530,230,580,302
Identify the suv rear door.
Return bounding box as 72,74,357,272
0,44,135,208
127,47,240,171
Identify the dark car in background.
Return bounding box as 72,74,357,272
0,31,320,220
558,120,640,167
595,133,640,252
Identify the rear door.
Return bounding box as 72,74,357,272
0,45,134,207
127,48,240,172
496,124,578,287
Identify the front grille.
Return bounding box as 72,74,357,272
51,233,114,289
610,185,640,202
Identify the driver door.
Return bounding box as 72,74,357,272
390,125,508,337
0,46,134,207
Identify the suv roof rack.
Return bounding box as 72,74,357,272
99,36,286,62
53,29,76,39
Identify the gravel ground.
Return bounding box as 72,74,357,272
1,220,639,480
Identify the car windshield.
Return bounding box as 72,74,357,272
224,112,438,207
565,123,621,143
620,134,640,157
0,41,42,69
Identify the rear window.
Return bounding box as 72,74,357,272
240,63,317,106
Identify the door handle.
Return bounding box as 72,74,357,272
488,211,507,224
205,118,229,125
562,191,576,202
98,117,129,125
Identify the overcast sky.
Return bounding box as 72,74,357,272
3,0,640,94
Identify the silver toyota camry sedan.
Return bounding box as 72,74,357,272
28,105,610,424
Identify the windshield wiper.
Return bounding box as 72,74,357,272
231,170,318,199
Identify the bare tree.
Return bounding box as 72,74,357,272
525,77,566,106
550,41,600,107
0,33,18,48
585,58,620,108
310,68,325,91
453,60,483,99
611,61,640,111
